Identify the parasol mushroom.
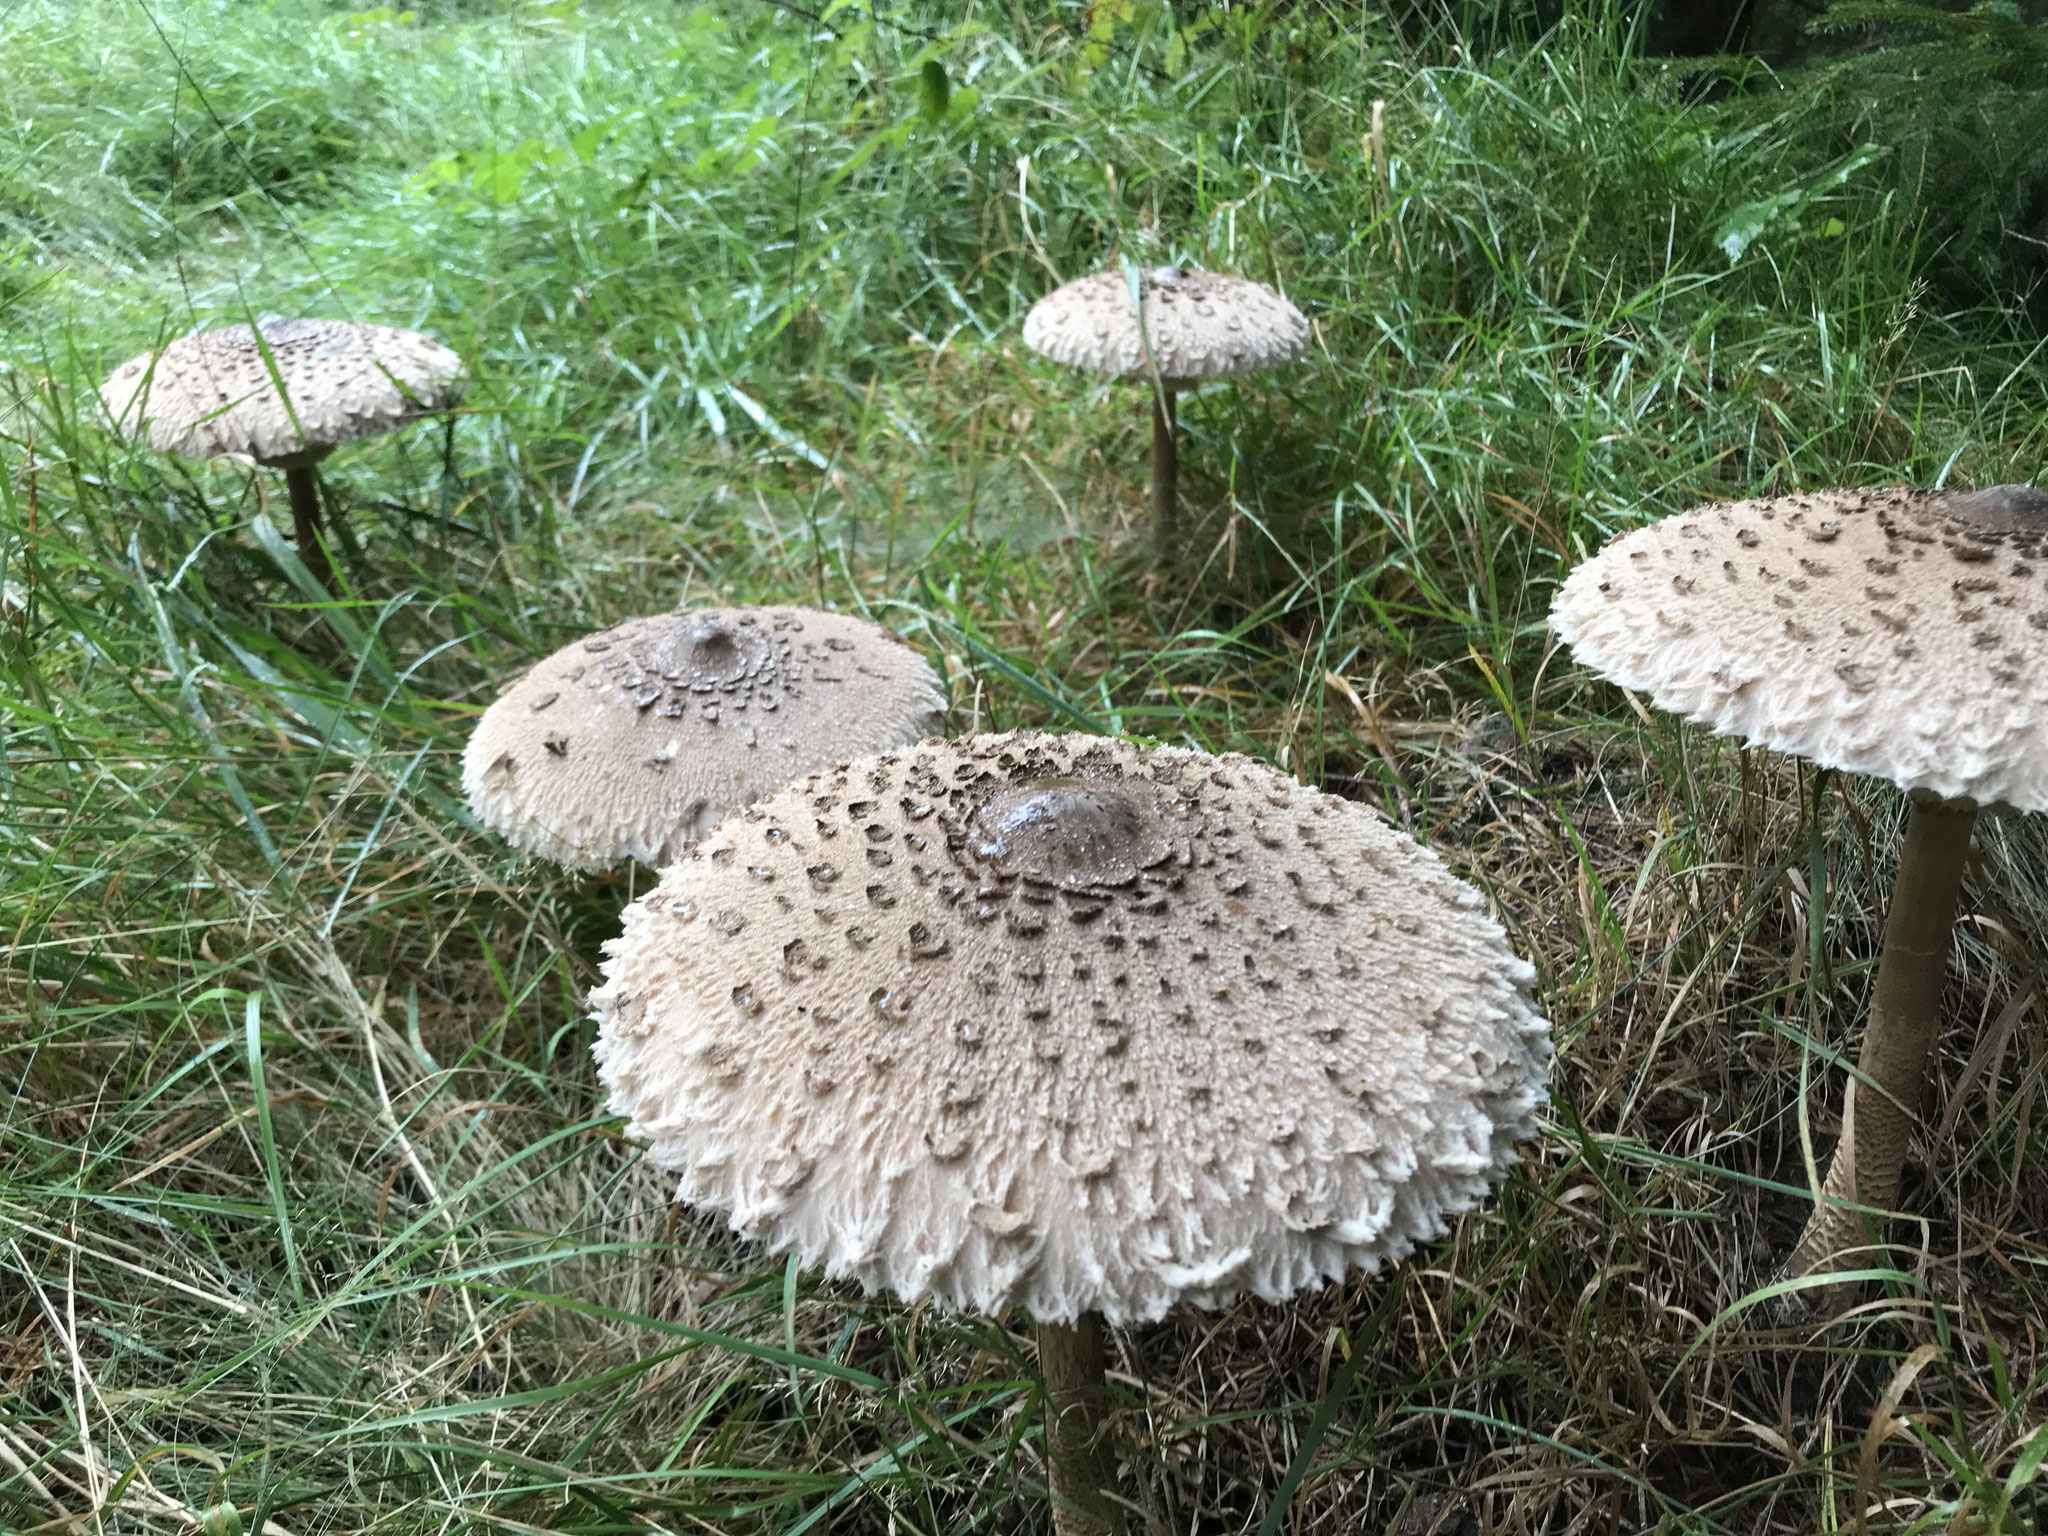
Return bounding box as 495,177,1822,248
462,604,945,872
1551,482,2048,1286
100,315,466,583
589,730,1551,1531
1022,267,1310,559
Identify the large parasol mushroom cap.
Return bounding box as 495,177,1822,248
1021,267,1311,385
1551,484,2048,810
99,316,466,468
461,605,946,872
590,731,1551,1326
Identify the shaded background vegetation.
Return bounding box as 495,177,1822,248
4,0,2048,1531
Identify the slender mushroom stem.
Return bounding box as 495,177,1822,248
1149,386,1177,562
1036,1312,1122,1535
283,463,333,587
1788,791,1979,1283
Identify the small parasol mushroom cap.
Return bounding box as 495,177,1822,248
1021,267,1311,386
1551,484,2048,810
461,606,946,871
99,316,466,468
590,731,1550,1325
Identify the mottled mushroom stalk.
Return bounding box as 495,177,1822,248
588,731,1550,1532
1037,1312,1121,1535
274,451,334,581
1149,386,1177,558
1550,483,2048,1287
1787,792,1978,1280
100,316,466,590
461,605,945,872
1021,267,1310,561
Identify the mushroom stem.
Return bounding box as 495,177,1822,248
1149,386,1177,561
1036,1312,1122,1535
1788,792,1978,1283
283,463,333,587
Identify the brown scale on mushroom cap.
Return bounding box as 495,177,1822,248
590,731,1550,1325
1021,267,1311,384
1552,484,2048,810
461,606,946,871
100,317,466,467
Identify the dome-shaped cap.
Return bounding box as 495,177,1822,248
590,731,1550,1325
1021,267,1311,385
100,317,466,467
1551,484,2048,810
462,605,946,871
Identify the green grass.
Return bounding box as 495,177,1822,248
5,1,2048,1531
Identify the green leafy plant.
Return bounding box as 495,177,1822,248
414,136,571,206
1713,140,1886,261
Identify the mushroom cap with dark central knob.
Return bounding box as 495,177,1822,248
589,731,1551,1325
1942,483,2048,536
461,605,945,870
654,616,769,688
973,778,1180,889
1551,483,2048,811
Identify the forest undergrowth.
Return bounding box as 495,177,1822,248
4,1,2048,1531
